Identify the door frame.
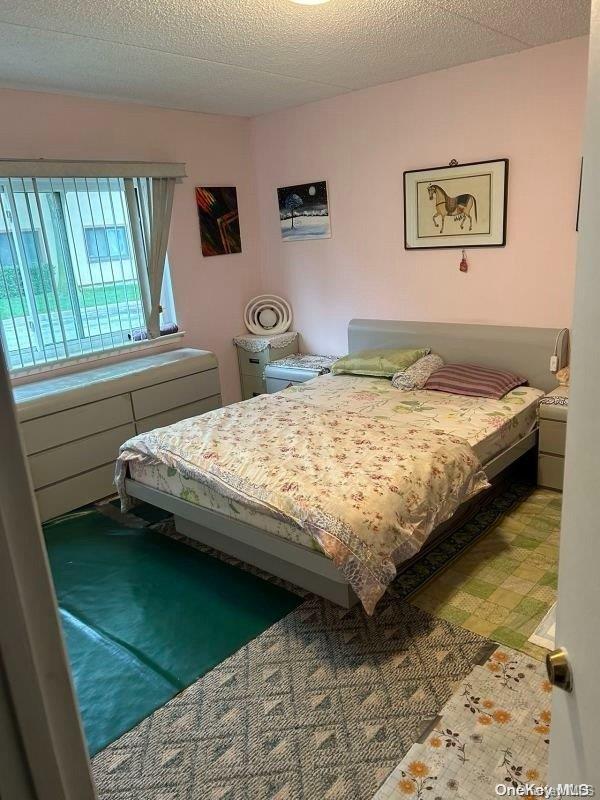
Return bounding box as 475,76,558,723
0,344,96,800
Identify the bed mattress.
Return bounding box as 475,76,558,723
130,374,543,555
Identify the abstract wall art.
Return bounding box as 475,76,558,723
196,186,242,256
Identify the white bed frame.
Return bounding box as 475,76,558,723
125,320,569,608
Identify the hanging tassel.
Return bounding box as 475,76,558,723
459,249,468,273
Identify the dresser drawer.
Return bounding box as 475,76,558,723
131,369,220,419
241,373,265,400
28,423,135,490
539,419,567,456
538,453,564,491
20,393,133,455
36,463,117,522
136,395,222,434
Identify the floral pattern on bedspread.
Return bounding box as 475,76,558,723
283,374,543,463
116,392,488,614
130,461,325,552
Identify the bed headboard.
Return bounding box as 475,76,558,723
348,320,569,393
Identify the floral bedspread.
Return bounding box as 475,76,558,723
283,374,544,463
116,392,488,614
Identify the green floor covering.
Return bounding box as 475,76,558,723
44,507,302,756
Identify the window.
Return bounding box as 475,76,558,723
0,230,41,266
84,225,130,262
0,231,15,266
0,170,178,373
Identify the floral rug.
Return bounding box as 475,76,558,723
373,647,552,799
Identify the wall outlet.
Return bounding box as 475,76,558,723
550,355,559,373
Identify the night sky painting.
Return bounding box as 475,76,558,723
277,180,331,241
196,186,242,257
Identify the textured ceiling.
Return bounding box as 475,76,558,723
0,0,590,116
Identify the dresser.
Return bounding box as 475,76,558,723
14,348,221,521
234,332,299,400
538,385,568,491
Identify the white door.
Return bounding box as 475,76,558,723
548,0,600,787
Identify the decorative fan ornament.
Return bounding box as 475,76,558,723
244,295,292,335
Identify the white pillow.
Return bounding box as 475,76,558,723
392,354,445,391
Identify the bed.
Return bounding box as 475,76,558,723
117,320,569,612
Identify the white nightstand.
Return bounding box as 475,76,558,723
265,354,338,393
538,385,568,491
234,332,299,400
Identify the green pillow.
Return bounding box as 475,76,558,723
331,347,430,378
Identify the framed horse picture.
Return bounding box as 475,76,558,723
403,159,508,249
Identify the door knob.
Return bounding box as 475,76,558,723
546,647,573,692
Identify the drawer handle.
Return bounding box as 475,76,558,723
249,358,260,364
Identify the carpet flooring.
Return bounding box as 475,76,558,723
89,480,556,797
374,646,552,799
92,596,495,800
408,488,560,659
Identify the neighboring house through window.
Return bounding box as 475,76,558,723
0,170,178,373
83,225,130,262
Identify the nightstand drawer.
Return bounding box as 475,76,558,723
264,355,337,394
538,453,564,491
237,348,270,376
241,373,265,400
237,340,299,377
539,419,567,456
266,377,299,393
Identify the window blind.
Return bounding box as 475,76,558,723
0,163,182,373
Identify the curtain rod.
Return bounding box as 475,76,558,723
0,159,187,179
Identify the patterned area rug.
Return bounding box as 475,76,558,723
373,646,552,799
408,488,560,659
92,596,495,800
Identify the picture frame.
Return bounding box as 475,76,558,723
576,157,583,231
196,186,242,256
403,159,509,249
277,180,331,241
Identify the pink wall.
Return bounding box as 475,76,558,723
0,88,261,403
251,38,589,358
0,37,589,398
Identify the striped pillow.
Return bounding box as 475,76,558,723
424,363,527,399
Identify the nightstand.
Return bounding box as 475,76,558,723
538,386,568,491
264,354,338,393
234,332,299,400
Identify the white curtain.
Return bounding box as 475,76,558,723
146,177,176,338
125,176,177,339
